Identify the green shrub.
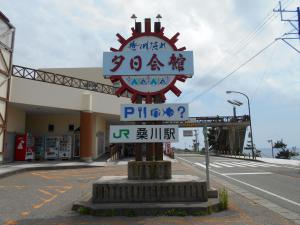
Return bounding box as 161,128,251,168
219,187,229,210
208,204,213,214
78,206,90,215
163,209,188,216
191,210,209,216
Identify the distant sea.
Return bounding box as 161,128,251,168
256,148,300,160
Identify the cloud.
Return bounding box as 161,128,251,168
1,0,300,147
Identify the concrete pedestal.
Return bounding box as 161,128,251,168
128,161,171,180
92,175,207,203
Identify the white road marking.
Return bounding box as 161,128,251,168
249,162,280,167
221,172,273,175
235,162,258,167
178,157,300,207
257,164,281,167
214,162,234,167
194,162,206,168
244,162,270,167
217,162,245,167
209,163,222,168
226,162,247,167
284,166,300,169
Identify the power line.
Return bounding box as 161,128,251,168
231,0,294,54
231,12,276,54
171,0,294,104
178,1,290,104
189,39,278,103
216,1,291,58
251,41,278,99
232,13,278,56
234,0,295,54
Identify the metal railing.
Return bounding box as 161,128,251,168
109,144,121,161
191,115,250,123
165,115,250,127
12,65,130,98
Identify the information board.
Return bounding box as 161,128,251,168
110,125,179,143
103,51,193,77
120,104,188,121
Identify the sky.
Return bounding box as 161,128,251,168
1,0,300,149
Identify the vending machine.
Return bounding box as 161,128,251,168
34,136,45,160
45,136,60,160
59,135,72,159
15,133,35,161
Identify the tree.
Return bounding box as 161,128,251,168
207,127,219,154
274,140,299,159
273,140,287,149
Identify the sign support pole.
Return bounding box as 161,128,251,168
203,126,210,189
154,95,163,161
134,95,143,161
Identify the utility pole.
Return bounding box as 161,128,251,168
193,129,200,152
274,1,300,53
193,130,199,152
268,139,274,158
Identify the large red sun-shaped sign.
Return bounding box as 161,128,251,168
108,23,189,103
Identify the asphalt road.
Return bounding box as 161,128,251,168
0,160,298,225
176,154,300,215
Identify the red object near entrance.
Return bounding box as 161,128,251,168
15,133,35,161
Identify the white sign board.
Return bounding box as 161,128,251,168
103,51,194,77
110,125,179,143
120,104,189,121
183,130,194,137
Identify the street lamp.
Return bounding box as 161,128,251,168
268,139,274,158
227,99,243,117
156,14,162,22
131,14,137,23
226,90,255,160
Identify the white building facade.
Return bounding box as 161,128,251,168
3,65,130,162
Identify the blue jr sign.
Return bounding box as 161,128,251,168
120,104,189,121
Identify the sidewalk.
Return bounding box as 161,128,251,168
257,157,300,166
0,155,177,179
214,154,300,166
0,159,127,179
0,157,297,225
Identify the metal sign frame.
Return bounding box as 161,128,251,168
0,11,15,160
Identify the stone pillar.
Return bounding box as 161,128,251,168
134,143,142,161
154,95,164,161
134,96,143,161
80,111,93,162
155,143,163,160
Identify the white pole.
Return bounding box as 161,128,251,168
203,126,210,189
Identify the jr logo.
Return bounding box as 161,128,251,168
113,129,129,139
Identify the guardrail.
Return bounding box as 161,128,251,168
12,65,130,98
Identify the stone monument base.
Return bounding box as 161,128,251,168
73,199,220,216
73,175,220,216
92,175,207,203
128,160,171,180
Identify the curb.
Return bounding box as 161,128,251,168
210,154,259,162
72,198,221,216
0,164,102,179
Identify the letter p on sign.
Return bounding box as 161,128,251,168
124,107,134,118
